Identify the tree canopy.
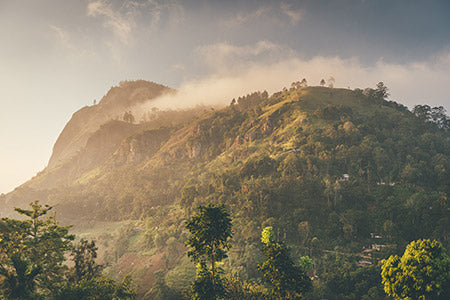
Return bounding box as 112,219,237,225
0,202,136,300
381,239,450,300
185,203,232,300
258,226,312,299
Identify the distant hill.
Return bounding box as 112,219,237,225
48,80,173,169
2,82,448,298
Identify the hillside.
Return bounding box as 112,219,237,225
48,80,173,169
1,83,449,299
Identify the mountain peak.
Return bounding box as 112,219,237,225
48,80,173,169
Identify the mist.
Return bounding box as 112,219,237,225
136,50,450,116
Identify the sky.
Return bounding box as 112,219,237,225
1,0,450,193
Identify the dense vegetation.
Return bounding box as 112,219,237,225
0,202,135,299
1,82,449,298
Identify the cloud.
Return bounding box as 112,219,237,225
196,40,295,73
224,6,272,27
86,0,184,44
172,63,185,71
224,2,304,27
144,41,450,112
48,25,73,49
47,24,97,60
87,1,133,44
280,2,303,25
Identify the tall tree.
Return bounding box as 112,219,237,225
381,239,450,300
258,226,312,299
70,239,103,283
300,78,308,87
375,82,389,99
185,203,232,300
0,254,40,300
0,201,74,298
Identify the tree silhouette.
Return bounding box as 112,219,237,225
185,203,232,299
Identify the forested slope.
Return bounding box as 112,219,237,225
1,83,448,298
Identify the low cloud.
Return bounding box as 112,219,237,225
146,42,450,112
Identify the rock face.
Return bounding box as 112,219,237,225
112,128,171,165
26,120,150,190
48,81,172,169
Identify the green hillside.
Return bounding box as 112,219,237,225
1,83,449,299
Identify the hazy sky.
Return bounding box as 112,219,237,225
1,0,450,193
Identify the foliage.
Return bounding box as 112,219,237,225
381,239,450,300
69,239,103,282
258,227,312,299
186,204,232,299
0,253,40,300
54,275,136,300
191,262,226,300
413,105,450,129
0,202,136,299
147,270,184,300
375,82,390,99
3,84,450,299
222,274,270,300
0,201,74,298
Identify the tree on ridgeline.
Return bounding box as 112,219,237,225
300,78,308,87
375,82,389,99
327,76,335,88
413,105,450,129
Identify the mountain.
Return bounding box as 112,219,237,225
1,82,449,298
48,80,173,169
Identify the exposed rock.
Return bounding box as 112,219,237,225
48,81,173,169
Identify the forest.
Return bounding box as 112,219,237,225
1,201,448,299
1,81,449,299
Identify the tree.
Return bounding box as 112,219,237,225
123,111,135,123
0,254,40,300
0,201,74,298
56,238,136,300
148,270,182,300
0,202,136,300
320,79,326,86
413,105,450,129
54,275,136,300
300,78,308,87
327,76,335,88
258,227,312,299
381,239,450,300
185,204,232,299
70,239,103,283
375,82,389,99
